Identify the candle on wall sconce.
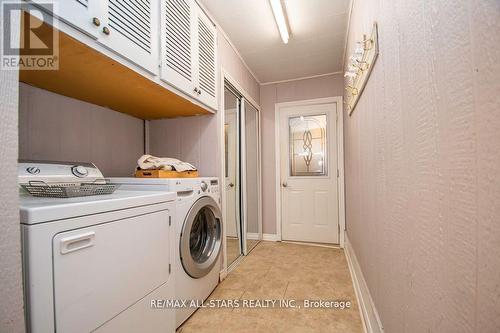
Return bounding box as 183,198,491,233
363,36,374,50
354,42,364,55
347,63,361,76
344,22,379,116
358,61,369,71
346,86,359,95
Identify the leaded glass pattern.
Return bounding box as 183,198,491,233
289,114,327,176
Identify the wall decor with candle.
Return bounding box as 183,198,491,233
344,22,379,116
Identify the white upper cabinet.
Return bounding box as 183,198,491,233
195,8,217,110
33,0,160,74
160,0,196,97
161,0,218,110
30,0,101,38
99,0,160,74
30,0,218,112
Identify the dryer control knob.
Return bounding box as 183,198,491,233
26,166,40,175
72,165,89,178
200,181,208,192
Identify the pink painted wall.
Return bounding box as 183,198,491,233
1,12,25,331
149,30,260,177
217,32,260,103
344,0,500,332
260,73,344,234
19,83,144,177
149,115,218,175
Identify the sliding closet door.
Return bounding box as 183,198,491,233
223,80,262,264
224,86,242,266
242,100,262,254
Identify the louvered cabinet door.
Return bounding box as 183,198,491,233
194,7,217,110
160,0,196,97
99,0,160,74
31,0,101,38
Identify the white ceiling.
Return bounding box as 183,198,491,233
200,0,350,83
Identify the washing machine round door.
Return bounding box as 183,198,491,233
180,196,222,278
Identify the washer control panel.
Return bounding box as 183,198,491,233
208,179,219,194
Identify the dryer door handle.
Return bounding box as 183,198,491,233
60,232,95,254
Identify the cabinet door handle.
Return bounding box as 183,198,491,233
198,89,202,95
92,17,101,27
102,26,111,35
60,232,95,254
194,87,199,94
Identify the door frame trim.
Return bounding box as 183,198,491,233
274,96,345,247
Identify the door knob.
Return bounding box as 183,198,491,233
102,26,110,35
282,182,288,188
228,182,235,188
92,17,101,27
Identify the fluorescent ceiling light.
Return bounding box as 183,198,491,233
269,0,290,44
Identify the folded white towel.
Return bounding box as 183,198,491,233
137,155,197,172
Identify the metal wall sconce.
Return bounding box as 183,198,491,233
345,22,379,116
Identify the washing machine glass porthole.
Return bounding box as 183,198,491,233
190,207,217,264
180,196,222,279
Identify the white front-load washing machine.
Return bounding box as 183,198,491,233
109,177,222,327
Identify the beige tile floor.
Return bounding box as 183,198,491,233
226,238,261,267
246,239,259,253
178,241,363,333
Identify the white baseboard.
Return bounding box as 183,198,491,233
262,233,279,241
281,240,340,249
243,233,280,241
344,233,384,333
246,232,260,240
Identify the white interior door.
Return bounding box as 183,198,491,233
279,101,339,244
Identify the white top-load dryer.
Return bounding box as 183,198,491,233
109,177,222,327
19,161,177,333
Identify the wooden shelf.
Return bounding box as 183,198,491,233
19,15,211,120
